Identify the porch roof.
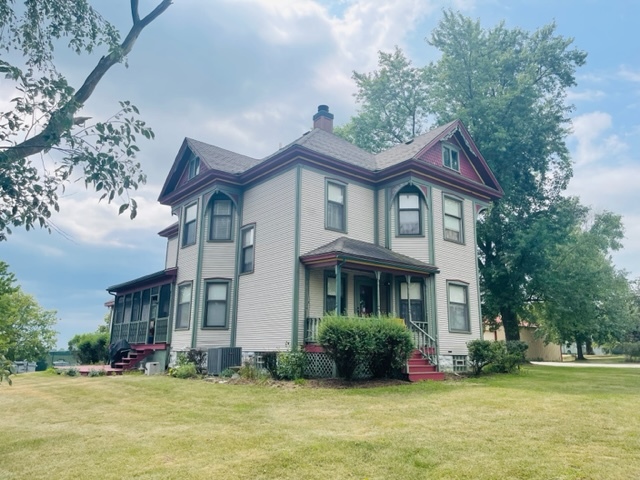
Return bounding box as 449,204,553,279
300,237,439,276
106,267,177,295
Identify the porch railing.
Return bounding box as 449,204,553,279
111,321,148,345
304,317,323,344
408,320,438,366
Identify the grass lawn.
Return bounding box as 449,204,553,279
2,366,640,479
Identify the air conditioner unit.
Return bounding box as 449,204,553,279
207,347,242,375
145,362,162,375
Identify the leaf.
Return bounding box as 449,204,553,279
118,203,129,215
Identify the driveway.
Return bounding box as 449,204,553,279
530,361,640,369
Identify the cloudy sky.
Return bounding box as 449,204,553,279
2,0,639,348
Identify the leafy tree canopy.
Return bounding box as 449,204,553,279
0,0,172,240
337,10,589,340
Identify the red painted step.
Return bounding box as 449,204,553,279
406,349,444,382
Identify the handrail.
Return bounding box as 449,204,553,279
407,319,438,366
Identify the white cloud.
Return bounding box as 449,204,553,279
619,65,640,82
51,185,172,247
569,111,627,166
566,89,605,102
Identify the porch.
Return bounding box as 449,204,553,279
300,237,441,369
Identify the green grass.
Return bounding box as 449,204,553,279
2,366,640,479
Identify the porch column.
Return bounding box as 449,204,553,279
406,275,412,324
375,271,381,316
335,262,342,315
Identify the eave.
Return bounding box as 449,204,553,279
106,267,178,295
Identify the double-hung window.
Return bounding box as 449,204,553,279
209,197,232,241
398,190,421,235
444,196,463,243
442,144,460,172
176,283,192,329
204,281,229,328
399,282,423,324
241,226,255,274
448,282,470,332
325,274,346,315
326,181,346,232
182,203,198,246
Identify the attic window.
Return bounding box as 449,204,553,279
188,155,200,180
442,144,459,172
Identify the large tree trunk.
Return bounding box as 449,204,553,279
576,342,585,360
501,307,520,341
586,338,595,355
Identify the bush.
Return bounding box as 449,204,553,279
468,339,528,375
238,361,269,381
185,349,207,375
219,368,235,378
68,332,109,364
169,363,198,379
318,315,375,380
88,368,106,377
276,348,307,380
367,318,414,378
318,315,414,380
467,340,494,375
621,342,640,362
65,367,79,377
262,352,278,378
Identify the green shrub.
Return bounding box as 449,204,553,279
219,368,235,378
88,368,106,377
185,349,207,375
1,354,14,385
238,361,269,381
367,318,414,378
277,348,307,380
65,367,79,377
45,366,57,375
318,315,414,380
487,342,521,373
262,352,278,379
506,340,529,362
467,340,494,375
621,342,640,362
318,315,373,380
169,363,198,379
68,332,109,364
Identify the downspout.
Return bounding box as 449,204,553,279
406,275,412,324
375,270,381,316
335,258,346,314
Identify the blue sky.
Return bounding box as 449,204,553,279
2,0,639,348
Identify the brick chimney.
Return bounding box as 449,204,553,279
313,105,334,133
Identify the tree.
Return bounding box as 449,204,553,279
68,332,108,365
337,11,587,340
531,212,635,360
334,47,431,153
0,0,172,240
0,288,58,362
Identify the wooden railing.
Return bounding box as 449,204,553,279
111,317,170,345
408,320,438,366
304,317,323,344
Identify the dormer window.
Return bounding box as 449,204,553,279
188,155,200,180
442,144,459,172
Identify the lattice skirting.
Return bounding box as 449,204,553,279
304,352,372,379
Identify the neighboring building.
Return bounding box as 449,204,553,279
483,324,563,362
106,105,503,372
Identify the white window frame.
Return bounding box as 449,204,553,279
442,144,460,172
325,180,346,232
443,195,464,244
176,282,192,330
240,225,255,274
182,202,198,247
397,189,422,236
447,281,470,333
209,196,233,241
203,280,230,328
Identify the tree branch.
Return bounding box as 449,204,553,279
0,0,172,166
131,0,140,24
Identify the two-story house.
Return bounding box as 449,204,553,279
106,105,502,374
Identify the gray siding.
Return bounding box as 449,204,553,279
235,169,297,351
388,193,431,264
194,201,238,349
171,197,202,351
432,187,481,356
299,168,374,256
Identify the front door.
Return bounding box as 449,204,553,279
355,276,377,316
